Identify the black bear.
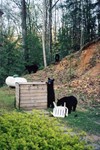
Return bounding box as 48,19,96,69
47,78,55,108
55,54,60,62
57,96,78,114
25,64,38,74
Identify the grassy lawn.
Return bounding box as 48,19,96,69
0,86,15,112
63,108,100,135
0,86,100,136
0,86,100,150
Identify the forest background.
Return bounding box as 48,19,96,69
0,0,100,86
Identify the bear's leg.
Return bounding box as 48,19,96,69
73,104,77,111
68,106,72,114
50,103,54,108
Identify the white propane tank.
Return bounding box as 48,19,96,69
5,76,27,87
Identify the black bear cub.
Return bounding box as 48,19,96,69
47,78,55,108
57,96,78,114
55,54,60,62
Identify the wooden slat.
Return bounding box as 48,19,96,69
20,89,47,94
20,86,47,90
20,93,47,97
18,82,46,85
20,95,47,101
20,103,47,107
20,99,47,104
20,105,47,108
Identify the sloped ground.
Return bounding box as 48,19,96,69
25,40,100,107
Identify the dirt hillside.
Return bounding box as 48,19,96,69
25,39,100,107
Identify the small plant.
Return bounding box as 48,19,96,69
0,110,93,150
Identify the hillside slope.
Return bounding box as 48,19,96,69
25,40,100,107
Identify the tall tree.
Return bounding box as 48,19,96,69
42,0,47,67
49,0,52,61
21,0,28,62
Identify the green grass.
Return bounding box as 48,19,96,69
63,108,100,135
0,86,15,112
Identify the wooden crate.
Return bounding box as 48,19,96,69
15,82,47,110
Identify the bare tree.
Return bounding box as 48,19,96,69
49,0,52,61
42,0,60,66
42,0,47,67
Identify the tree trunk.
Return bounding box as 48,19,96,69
49,0,52,61
80,0,84,48
21,0,28,62
42,0,47,67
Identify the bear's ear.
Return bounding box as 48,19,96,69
48,78,54,81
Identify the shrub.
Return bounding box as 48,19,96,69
0,110,93,150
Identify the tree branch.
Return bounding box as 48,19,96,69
51,0,60,10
